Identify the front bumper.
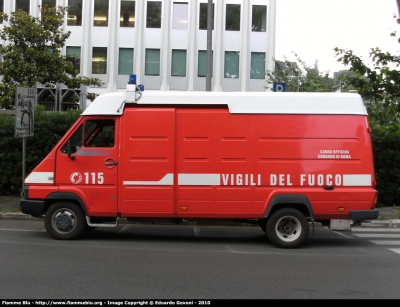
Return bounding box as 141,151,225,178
350,209,379,221
20,199,45,217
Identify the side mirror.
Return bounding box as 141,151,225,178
67,140,75,160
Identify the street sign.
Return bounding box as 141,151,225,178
273,82,286,92
15,87,35,138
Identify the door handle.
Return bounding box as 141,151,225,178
105,161,118,166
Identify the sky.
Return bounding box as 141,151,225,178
275,0,400,76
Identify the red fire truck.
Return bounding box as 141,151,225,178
20,77,379,248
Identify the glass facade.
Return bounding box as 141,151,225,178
16,0,30,13
42,0,56,8
252,5,267,32
198,50,213,77
92,47,107,74
146,1,162,28
94,0,109,27
172,2,188,29
0,0,3,24
120,0,135,27
250,52,265,79
118,48,134,75
67,0,82,26
225,4,240,31
145,49,160,76
171,49,186,77
199,3,214,30
224,51,239,78
66,46,81,75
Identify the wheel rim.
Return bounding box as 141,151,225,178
51,208,76,234
274,215,302,242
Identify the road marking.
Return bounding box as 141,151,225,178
352,228,400,233
370,240,400,245
353,234,400,238
388,248,400,254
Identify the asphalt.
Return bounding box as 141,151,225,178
1,194,400,228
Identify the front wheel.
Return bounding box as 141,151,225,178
266,208,309,248
44,202,86,240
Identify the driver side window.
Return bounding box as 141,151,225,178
61,119,115,154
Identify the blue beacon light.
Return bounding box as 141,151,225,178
129,74,136,85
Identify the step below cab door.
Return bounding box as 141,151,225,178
55,117,120,217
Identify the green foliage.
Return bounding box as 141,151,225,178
0,107,81,195
0,5,103,109
265,53,347,92
334,16,400,206
334,16,400,107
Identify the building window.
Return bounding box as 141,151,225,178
16,0,30,13
145,49,160,76
66,46,81,75
225,4,240,31
172,2,188,29
118,48,134,75
94,0,109,27
171,49,186,77
42,0,56,8
68,0,82,26
250,52,265,79
197,50,213,77
224,51,239,78
120,0,135,27
146,1,162,28
252,5,267,32
199,2,214,30
92,47,107,74
0,0,3,24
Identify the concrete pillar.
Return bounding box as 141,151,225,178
160,0,171,90
107,0,119,92
135,0,145,84
81,0,92,77
240,0,250,91
213,0,224,92
266,0,276,91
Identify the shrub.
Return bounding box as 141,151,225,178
0,106,81,195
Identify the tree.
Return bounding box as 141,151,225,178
334,15,400,107
334,15,400,207
265,53,346,92
0,5,103,109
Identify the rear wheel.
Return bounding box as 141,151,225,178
44,202,85,240
266,208,309,248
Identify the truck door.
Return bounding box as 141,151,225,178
55,117,119,216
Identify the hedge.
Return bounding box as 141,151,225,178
0,105,81,195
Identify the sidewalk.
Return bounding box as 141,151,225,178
1,194,400,227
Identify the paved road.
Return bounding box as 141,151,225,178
1,219,400,299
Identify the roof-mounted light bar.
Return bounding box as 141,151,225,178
126,74,144,103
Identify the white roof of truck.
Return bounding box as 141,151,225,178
82,90,368,116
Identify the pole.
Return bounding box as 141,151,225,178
206,0,212,91
22,137,25,197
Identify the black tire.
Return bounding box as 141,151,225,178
266,208,309,248
44,202,86,240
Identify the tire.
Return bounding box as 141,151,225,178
266,208,309,248
44,202,86,240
